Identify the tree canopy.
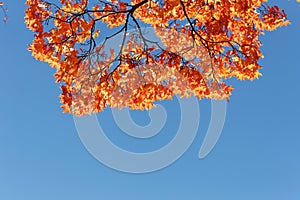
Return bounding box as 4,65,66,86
23,0,293,116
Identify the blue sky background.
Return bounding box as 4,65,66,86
0,1,299,199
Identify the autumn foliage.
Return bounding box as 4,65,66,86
25,0,290,116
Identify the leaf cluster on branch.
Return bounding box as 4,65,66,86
24,0,291,116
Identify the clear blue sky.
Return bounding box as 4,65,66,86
0,1,299,199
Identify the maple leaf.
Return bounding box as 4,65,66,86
25,0,291,116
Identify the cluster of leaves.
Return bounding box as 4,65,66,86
25,0,290,116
